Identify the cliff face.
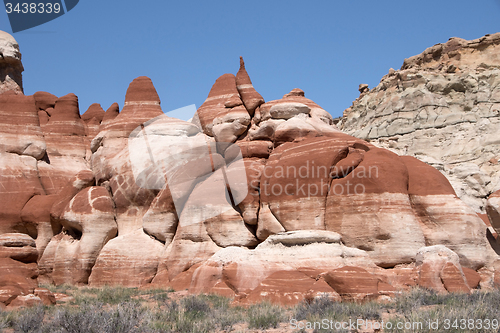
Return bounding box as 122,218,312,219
340,33,500,213
1,30,500,307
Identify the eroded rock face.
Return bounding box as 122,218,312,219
236,57,264,116
0,93,46,159
81,103,105,139
89,229,162,287
248,88,340,146
415,245,471,293
0,42,499,306
487,190,500,235
195,74,250,143
340,33,500,213
36,93,91,195
0,31,23,94
0,233,55,308
0,152,45,234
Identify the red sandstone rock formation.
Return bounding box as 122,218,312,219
0,233,55,307
195,73,250,143
236,57,264,116
36,93,91,195
1,32,499,306
81,103,105,138
247,88,340,146
0,92,46,159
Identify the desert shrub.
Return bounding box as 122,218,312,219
147,289,172,302
247,302,286,329
107,302,146,333
180,295,211,320
392,288,453,314
53,302,109,333
69,286,144,306
146,301,179,332
386,288,500,333
155,299,210,333
52,301,145,333
0,310,13,331
11,305,45,333
174,295,223,333
39,284,77,295
295,295,382,323
145,294,243,333
93,286,143,305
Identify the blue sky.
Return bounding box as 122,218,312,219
1,1,499,120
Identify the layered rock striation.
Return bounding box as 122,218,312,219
1,30,500,306
340,33,500,212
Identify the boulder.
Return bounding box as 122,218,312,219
0,31,23,94
183,231,377,298
0,233,37,263
33,91,57,111
249,88,339,146
487,190,500,235
415,245,471,293
324,266,382,301
241,270,339,306
0,257,38,307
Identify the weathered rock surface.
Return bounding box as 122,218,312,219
236,57,264,116
0,33,499,306
0,31,23,94
340,33,500,213
37,93,91,195
195,73,250,143
0,233,55,307
0,152,45,234
20,194,58,258
101,103,120,127
487,190,500,235
402,156,490,269
0,233,38,263
415,245,471,293
81,103,105,139
0,92,46,159
324,266,393,301
89,229,162,287
248,88,340,146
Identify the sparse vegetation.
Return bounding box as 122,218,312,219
2,286,500,332
247,302,286,329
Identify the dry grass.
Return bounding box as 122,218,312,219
1,286,500,332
